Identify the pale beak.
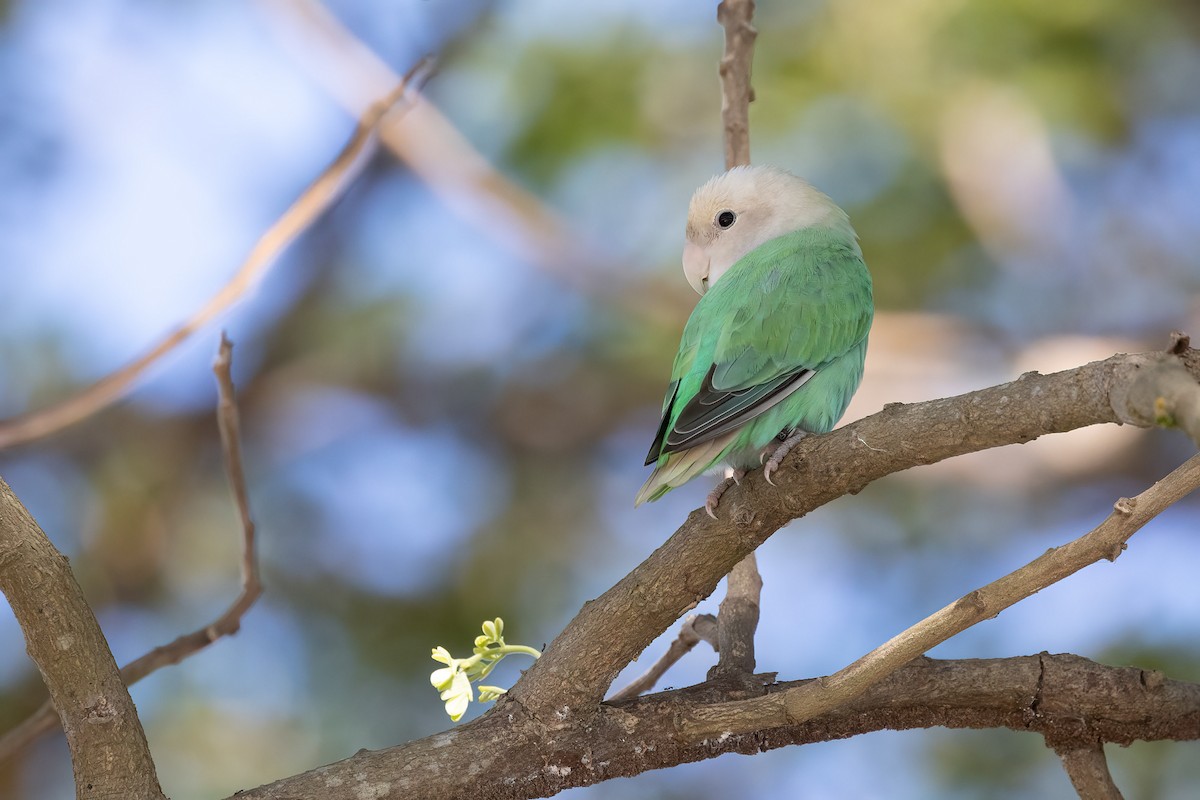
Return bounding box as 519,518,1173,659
682,240,709,295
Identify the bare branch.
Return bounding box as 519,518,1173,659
260,0,593,282
718,0,757,169
0,480,165,799
227,654,1200,800
211,332,262,622
0,58,432,451
508,348,1200,720
712,0,764,681
677,451,1200,740
1113,345,1200,446
1056,745,1125,800
608,614,718,702
713,554,761,677
0,334,263,763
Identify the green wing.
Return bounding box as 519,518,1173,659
645,227,872,464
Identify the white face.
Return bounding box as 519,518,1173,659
682,166,852,295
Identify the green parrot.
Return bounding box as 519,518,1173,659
636,165,874,515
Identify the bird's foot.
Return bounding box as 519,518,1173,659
761,430,809,486
705,467,746,519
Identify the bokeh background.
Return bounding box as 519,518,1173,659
2,0,1199,797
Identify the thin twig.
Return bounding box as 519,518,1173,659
1056,745,1126,800
0,334,263,763
0,58,432,451
713,0,763,679
260,0,591,282
608,614,718,702
678,452,1200,739
212,332,260,616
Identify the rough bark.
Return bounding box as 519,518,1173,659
227,347,1200,799
711,554,761,678
1056,745,1125,800
509,349,1199,720
679,450,1200,739
229,654,1200,800
0,478,165,800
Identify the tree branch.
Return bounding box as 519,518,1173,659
260,0,595,283
1055,744,1125,800
228,654,1200,800
0,334,263,764
507,347,1200,719
219,2,1200,792
608,614,718,702
717,0,756,169
0,480,165,799
676,449,1200,739
0,58,432,451
712,0,764,682
712,554,761,678
1113,341,1200,445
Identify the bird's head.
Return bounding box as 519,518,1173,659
682,165,852,295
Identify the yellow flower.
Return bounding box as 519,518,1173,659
430,646,457,691
439,669,474,722
429,618,538,722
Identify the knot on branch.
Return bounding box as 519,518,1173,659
954,590,987,615
1109,349,1200,445
732,505,756,527
1140,669,1166,691
82,696,118,724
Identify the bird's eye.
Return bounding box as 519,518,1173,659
716,210,737,229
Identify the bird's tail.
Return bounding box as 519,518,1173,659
634,433,735,507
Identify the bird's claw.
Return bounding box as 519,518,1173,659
764,464,777,486
761,430,808,487
705,496,722,519
705,469,746,518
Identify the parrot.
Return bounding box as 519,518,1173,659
635,165,874,516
